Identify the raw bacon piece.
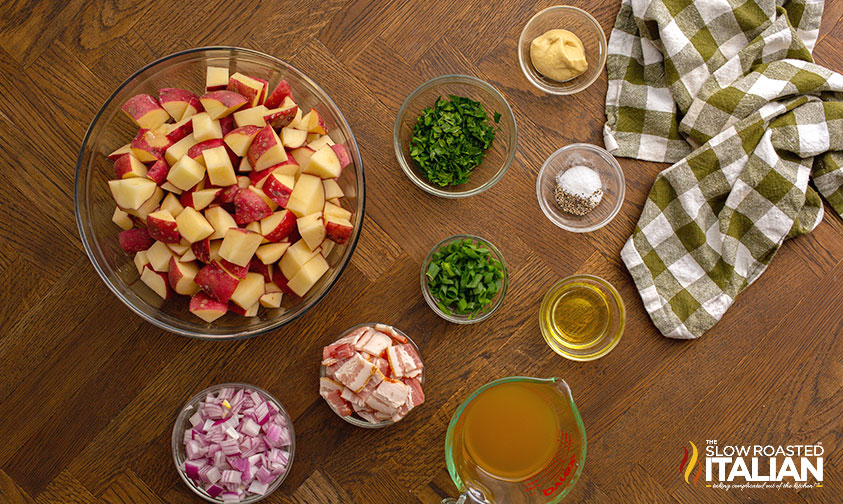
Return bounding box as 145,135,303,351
360,331,392,356
386,346,404,378
335,325,370,346
333,353,376,393
355,409,379,424
373,357,390,378
365,394,396,415
340,387,366,408
353,329,375,351
375,323,408,343
319,377,343,398
325,357,351,378
372,378,410,410
324,390,352,416
403,377,425,407
356,369,384,402
322,342,356,361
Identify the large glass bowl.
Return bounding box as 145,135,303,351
394,75,517,198
74,47,365,339
171,382,295,503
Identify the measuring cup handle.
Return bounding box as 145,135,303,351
442,492,487,503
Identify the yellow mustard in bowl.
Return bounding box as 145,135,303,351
530,29,588,82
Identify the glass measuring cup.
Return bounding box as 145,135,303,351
443,377,586,504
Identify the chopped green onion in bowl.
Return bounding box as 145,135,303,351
424,237,506,320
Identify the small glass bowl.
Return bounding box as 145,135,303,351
171,383,295,503
518,6,608,95
393,75,517,198
319,323,425,429
537,143,625,233
420,235,509,324
539,275,625,361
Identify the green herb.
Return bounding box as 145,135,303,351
425,238,504,318
409,95,500,187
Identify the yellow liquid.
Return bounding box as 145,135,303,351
544,284,609,350
462,382,559,481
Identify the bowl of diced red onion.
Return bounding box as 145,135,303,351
320,323,426,428
171,383,294,502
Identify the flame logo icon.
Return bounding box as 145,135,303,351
679,442,703,486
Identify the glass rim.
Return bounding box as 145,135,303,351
319,322,425,428
518,5,608,95
171,382,296,503
536,143,625,233
539,274,626,361
393,74,517,199
73,46,366,339
420,234,509,324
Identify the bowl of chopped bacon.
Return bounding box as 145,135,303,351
319,323,426,428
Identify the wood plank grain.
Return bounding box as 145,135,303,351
0,469,34,504
57,0,151,68
286,469,353,504
317,0,404,63
33,470,99,504
606,465,677,504
378,0,474,66
348,215,404,282
0,0,85,67
100,470,165,504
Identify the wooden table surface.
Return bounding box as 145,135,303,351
2,1,842,503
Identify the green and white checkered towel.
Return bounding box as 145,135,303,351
604,0,843,339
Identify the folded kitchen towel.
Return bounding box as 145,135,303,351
604,0,843,339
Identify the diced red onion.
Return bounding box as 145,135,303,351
220,439,240,456
221,491,240,503
181,386,290,500
248,480,269,495
255,466,273,485
240,418,260,437
185,460,205,480
221,470,241,485
186,440,205,460
254,402,270,425
206,483,224,498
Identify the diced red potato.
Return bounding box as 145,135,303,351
112,75,354,323
118,228,155,253
264,79,293,109
320,324,423,425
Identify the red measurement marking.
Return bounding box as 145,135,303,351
522,431,579,496
542,455,576,496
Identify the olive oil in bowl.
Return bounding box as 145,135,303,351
539,275,624,361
